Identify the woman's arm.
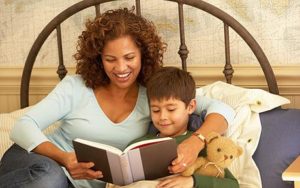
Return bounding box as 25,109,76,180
9,76,101,179
9,76,76,151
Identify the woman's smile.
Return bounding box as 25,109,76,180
101,35,142,89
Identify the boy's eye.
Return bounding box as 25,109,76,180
167,108,176,112
151,108,160,113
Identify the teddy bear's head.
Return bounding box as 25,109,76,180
181,132,243,178
205,132,243,168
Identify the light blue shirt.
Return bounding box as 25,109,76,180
10,75,235,188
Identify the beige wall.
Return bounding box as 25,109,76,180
1,65,299,113
1,0,300,66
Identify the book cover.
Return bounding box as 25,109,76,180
73,137,177,185
282,156,300,181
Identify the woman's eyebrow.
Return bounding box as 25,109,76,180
102,54,115,57
103,52,135,57
125,52,135,56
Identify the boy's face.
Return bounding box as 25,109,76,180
150,97,196,137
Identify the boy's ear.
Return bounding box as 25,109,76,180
188,99,196,114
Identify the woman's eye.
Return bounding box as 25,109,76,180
105,59,115,62
167,108,176,112
126,56,135,60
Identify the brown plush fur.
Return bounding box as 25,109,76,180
182,132,243,178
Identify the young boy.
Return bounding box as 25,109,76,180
132,66,239,188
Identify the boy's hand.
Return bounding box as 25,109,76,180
63,152,103,180
157,175,193,188
169,135,204,173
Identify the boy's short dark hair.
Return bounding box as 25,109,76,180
146,66,196,106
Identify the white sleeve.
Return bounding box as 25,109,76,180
10,75,78,151
195,95,235,125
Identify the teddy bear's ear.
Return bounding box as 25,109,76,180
205,132,221,143
237,145,243,156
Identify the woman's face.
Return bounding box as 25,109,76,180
101,35,142,89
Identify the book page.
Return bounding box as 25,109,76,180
127,149,145,182
123,137,173,153
120,154,134,185
74,138,123,155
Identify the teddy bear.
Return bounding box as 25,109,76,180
182,132,243,178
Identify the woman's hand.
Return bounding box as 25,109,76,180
157,175,193,188
169,113,229,173
169,136,204,174
32,142,102,180
62,152,103,180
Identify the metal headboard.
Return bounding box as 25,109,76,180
20,0,279,108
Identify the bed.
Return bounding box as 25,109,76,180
1,0,300,188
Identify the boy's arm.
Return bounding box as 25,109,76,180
193,169,239,188
157,169,239,188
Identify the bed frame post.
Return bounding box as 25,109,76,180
177,1,189,71
56,25,67,80
223,23,234,84
135,0,141,16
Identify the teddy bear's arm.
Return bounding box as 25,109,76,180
181,157,207,176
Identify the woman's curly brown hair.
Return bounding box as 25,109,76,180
75,7,167,88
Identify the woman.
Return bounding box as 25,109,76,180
0,8,234,188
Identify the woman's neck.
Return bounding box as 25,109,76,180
96,83,139,100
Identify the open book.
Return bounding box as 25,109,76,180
73,137,177,186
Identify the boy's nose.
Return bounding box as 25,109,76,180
159,110,167,120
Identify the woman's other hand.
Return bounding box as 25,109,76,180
169,113,228,173
169,136,204,174
62,152,103,180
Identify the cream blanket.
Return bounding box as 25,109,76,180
196,81,290,188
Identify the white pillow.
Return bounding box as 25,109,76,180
0,107,61,159
0,107,31,158
197,81,290,113
196,81,290,188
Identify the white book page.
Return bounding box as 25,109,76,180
120,154,134,185
74,138,123,155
